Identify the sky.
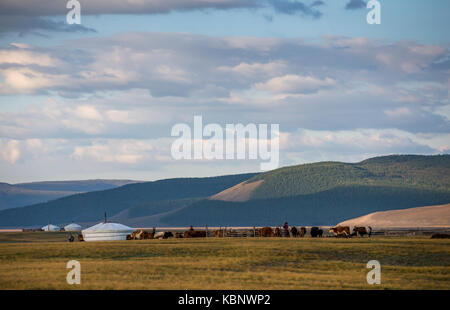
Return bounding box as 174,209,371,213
0,0,449,183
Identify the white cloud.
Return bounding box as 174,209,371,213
0,49,55,66
254,74,335,94
71,139,171,164
0,139,20,164
0,67,69,94
73,105,103,121
218,61,287,77
278,128,446,166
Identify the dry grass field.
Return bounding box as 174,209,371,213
0,232,449,290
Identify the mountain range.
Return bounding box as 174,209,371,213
0,155,449,228
0,179,140,211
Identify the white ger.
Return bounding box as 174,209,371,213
64,223,82,231
42,224,60,231
82,222,134,241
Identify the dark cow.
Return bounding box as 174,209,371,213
431,233,450,239
175,232,184,238
259,227,273,237
214,230,225,237
184,230,207,238
310,227,323,237
352,226,372,237
290,226,298,237
330,226,351,238
154,231,173,239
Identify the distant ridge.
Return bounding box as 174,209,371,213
0,179,141,211
15,179,141,192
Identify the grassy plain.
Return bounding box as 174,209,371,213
0,232,448,289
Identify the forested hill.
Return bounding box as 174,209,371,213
246,155,450,200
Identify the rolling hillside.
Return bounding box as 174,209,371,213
242,155,450,200
0,180,140,211
0,173,257,228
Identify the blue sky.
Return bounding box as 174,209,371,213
0,0,449,182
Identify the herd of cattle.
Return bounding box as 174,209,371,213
127,225,373,240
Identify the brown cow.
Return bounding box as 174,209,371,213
214,230,225,237
330,226,351,238
298,227,306,237
131,230,140,240
131,230,153,240
184,230,207,238
175,232,184,238
77,234,84,242
273,227,281,237
259,227,273,237
352,226,372,237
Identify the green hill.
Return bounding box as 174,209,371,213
247,155,450,199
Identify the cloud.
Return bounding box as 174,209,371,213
280,128,442,163
0,0,326,35
218,61,287,77
1,33,446,98
0,33,448,139
0,48,56,66
254,74,335,94
0,0,324,17
0,139,20,164
0,16,96,36
267,0,323,18
384,107,412,118
0,0,254,16
345,0,366,10
0,138,48,164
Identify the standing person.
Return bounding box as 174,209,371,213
189,225,194,231
283,222,289,237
